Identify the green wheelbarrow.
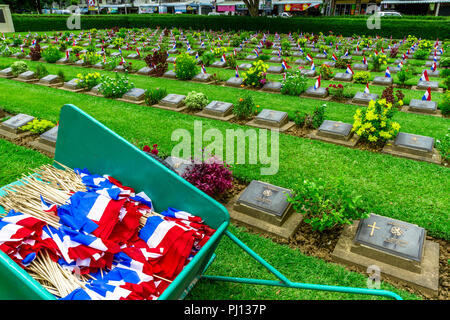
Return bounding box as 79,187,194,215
0,105,402,300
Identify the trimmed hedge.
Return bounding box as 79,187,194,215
12,14,450,39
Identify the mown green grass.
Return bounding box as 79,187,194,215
0,78,448,240
0,138,52,186
0,142,419,299
0,57,448,140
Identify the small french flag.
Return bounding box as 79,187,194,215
364,83,370,94
346,65,354,74
221,54,226,63
332,53,338,61
343,50,349,57
195,52,199,60
235,66,239,78
172,43,177,50
311,62,315,71
385,67,391,78
362,56,367,65
422,87,431,101
306,54,313,62
431,62,437,72
323,49,327,56
420,70,429,82
314,75,321,90
119,48,122,55
397,61,403,69
66,51,70,59
40,195,58,214
136,48,140,56
281,60,291,70
201,64,207,74
253,49,259,57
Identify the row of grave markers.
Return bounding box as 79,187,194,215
0,65,443,166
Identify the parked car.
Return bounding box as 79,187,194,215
279,12,292,18
377,11,402,17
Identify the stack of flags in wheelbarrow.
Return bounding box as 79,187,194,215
0,167,215,300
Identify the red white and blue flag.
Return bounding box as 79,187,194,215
281,60,291,70
422,87,431,101
346,65,354,74
364,83,370,94
420,70,429,82
314,75,321,90
385,67,391,78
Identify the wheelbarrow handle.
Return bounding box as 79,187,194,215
201,230,403,300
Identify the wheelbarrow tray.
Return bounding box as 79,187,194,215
0,104,229,300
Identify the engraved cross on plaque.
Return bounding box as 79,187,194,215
367,222,380,237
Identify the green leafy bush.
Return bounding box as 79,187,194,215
174,53,198,80
20,119,55,134
10,61,28,77
353,71,371,84
281,70,307,96
413,49,429,60
292,104,326,129
233,94,256,120
200,51,215,67
145,87,167,105
436,130,450,162
184,91,208,110
98,73,134,99
319,64,334,80
41,45,62,63
35,64,48,79
396,67,414,86
440,91,450,116
287,179,368,232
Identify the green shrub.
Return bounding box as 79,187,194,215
319,64,334,80
233,94,256,120
145,87,167,105
413,49,429,60
98,73,134,99
35,64,48,79
292,104,326,129
440,57,450,68
20,119,55,134
200,51,215,67
184,91,208,111
396,67,414,86
287,178,368,232
436,130,450,162
439,91,450,116
174,53,198,80
41,45,62,63
10,61,28,77
281,70,307,96
353,71,371,84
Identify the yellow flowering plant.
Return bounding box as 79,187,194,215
20,119,55,134
352,99,400,145
75,72,101,90
242,60,268,88
371,53,387,72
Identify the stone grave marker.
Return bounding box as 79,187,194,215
228,180,302,239
166,57,176,63
269,56,282,63
162,70,177,79
245,55,258,61
137,66,154,76
315,53,327,60
353,63,368,71
163,156,193,176
156,94,187,111
118,88,147,104
247,109,295,132
193,73,212,82
331,213,439,296
304,86,328,98
427,70,440,78
382,132,441,164
0,113,34,139
29,126,58,155
62,78,83,92
416,80,439,91
372,76,393,86
0,67,13,78
300,69,316,77
92,62,104,69
225,77,244,87
267,65,283,74
211,60,226,68
16,70,37,82
37,74,62,87
197,100,235,121
261,81,282,92
406,99,438,115
309,120,359,147
238,63,253,70
425,61,439,68
334,72,353,82
352,92,379,105
323,61,336,68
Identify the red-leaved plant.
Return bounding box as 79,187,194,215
182,155,234,199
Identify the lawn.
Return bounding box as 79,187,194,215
0,78,448,241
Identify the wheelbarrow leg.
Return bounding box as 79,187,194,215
201,230,403,300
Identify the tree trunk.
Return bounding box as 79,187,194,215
35,0,42,14
243,0,260,17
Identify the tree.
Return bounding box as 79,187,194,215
243,0,260,17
